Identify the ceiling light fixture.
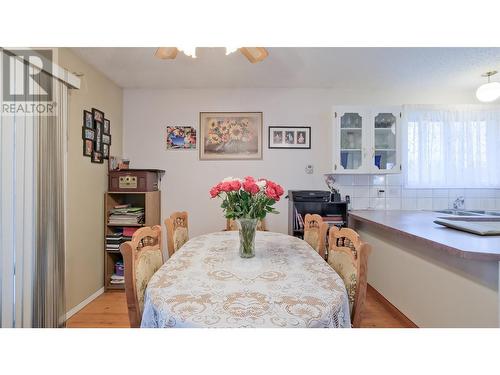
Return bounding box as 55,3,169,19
225,47,239,55
178,46,197,58
476,71,500,102
154,47,269,63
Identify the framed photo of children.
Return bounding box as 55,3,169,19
103,118,110,134
94,122,103,152
91,151,103,163
102,133,111,145
83,110,93,129
82,127,95,157
166,126,197,150
199,112,263,160
92,108,104,124
268,126,311,149
102,144,110,159
83,139,93,157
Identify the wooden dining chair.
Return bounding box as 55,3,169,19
165,211,189,258
120,225,163,328
226,218,267,231
303,214,328,259
328,226,372,328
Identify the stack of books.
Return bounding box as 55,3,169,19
108,204,145,225
105,227,139,252
294,208,305,231
106,233,123,252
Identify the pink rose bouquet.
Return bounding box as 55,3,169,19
209,176,285,220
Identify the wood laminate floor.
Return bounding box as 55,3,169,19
66,285,416,328
66,291,130,328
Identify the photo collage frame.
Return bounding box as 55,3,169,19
82,108,112,163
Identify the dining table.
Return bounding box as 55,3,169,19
141,231,351,328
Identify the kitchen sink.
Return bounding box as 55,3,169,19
434,209,500,216
434,209,482,216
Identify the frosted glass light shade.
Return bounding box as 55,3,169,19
476,81,500,102
179,46,197,58
225,47,239,55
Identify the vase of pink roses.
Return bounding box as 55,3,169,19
209,176,285,258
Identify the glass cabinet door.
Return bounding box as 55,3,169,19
373,113,397,171
339,113,363,170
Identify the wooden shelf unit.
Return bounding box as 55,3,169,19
104,191,161,291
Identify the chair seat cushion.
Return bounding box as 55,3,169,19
135,249,163,313
173,227,189,251
328,251,357,315
303,230,319,251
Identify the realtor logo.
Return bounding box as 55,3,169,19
2,49,53,102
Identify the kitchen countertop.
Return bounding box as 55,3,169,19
349,210,500,261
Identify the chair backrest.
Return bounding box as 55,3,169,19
303,214,328,258
226,218,267,231
120,225,163,328
327,226,371,327
165,211,189,258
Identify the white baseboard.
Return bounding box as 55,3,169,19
65,287,105,320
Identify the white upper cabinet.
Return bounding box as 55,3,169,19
334,109,370,173
333,106,402,174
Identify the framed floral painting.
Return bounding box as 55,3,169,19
166,126,197,150
199,112,263,160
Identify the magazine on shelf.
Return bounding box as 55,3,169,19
297,212,304,227
105,229,134,251
294,207,304,230
108,207,145,225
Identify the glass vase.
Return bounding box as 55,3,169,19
236,218,258,258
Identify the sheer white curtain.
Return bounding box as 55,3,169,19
402,105,500,188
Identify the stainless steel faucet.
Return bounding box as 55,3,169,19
453,196,465,210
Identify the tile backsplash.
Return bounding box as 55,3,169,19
334,174,500,211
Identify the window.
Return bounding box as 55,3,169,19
403,106,500,188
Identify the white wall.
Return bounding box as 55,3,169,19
59,48,123,311
123,88,476,237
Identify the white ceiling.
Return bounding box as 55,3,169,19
72,47,500,91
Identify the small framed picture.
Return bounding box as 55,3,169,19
166,126,197,150
102,144,110,159
102,133,111,145
91,151,103,163
268,126,311,149
83,110,93,129
82,127,95,140
103,118,110,134
83,139,93,157
94,122,102,152
109,156,129,171
92,108,104,123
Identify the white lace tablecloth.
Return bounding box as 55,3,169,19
141,231,351,328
